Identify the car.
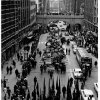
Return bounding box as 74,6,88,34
65,32,69,36
73,68,83,79
47,66,55,73
80,89,95,100
94,83,98,96
73,47,77,54
72,45,77,54
71,42,77,49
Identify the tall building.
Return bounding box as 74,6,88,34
84,0,98,33
1,0,37,65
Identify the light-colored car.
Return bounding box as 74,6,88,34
80,89,95,100
72,42,77,49
94,83,98,95
73,68,83,79
73,47,77,54
65,32,69,36
47,66,55,73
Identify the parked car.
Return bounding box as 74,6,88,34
80,89,95,100
73,68,83,79
94,83,98,96
65,32,69,36
71,42,77,49
72,45,77,54
73,47,77,54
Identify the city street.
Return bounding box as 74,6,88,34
1,0,98,100
2,31,98,100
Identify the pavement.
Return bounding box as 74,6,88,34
1,32,98,100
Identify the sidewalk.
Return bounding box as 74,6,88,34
1,33,49,100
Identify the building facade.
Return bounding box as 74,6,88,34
1,0,37,65
84,0,98,33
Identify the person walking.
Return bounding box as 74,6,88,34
17,52,19,61
62,86,66,98
27,89,31,100
7,87,11,99
88,69,92,77
12,60,16,68
6,66,9,75
94,61,97,68
10,66,12,74
15,69,19,78
3,76,7,88
69,49,70,55
39,51,42,57
66,48,67,55
81,82,84,89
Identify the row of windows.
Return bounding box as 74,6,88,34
2,12,15,19
2,15,15,24
2,27,16,39
2,20,15,31
2,8,16,15
2,1,15,5
2,0,30,10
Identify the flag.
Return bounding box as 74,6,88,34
48,78,51,95
56,76,58,90
52,78,55,91
58,77,61,94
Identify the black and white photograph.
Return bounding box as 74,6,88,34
1,0,98,100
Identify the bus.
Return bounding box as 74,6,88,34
76,48,92,69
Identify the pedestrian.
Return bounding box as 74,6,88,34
37,48,39,54
10,66,12,74
15,69,19,78
94,61,97,68
62,86,66,98
17,52,19,61
39,51,42,57
69,49,70,55
3,76,7,88
82,77,85,85
81,82,84,89
4,94,7,100
34,60,37,68
50,71,53,79
66,48,67,55
12,60,16,68
88,69,92,77
6,66,9,75
34,76,37,86
27,89,31,100
7,87,11,99
40,65,43,74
